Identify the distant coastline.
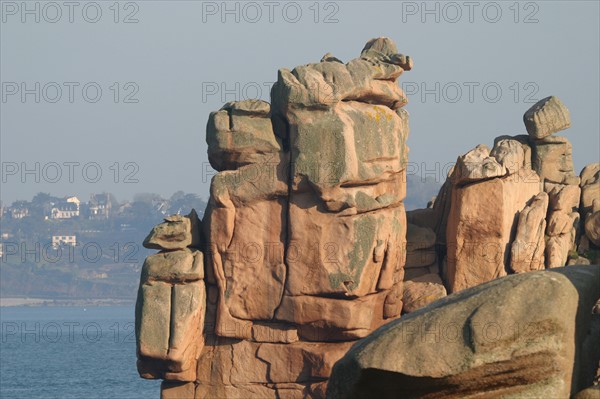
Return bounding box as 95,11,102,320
0,297,136,307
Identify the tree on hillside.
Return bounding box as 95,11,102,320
133,193,163,204
168,192,206,216
30,192,61,218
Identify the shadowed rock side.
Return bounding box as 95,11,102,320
327,265,600,399
135,37,413,398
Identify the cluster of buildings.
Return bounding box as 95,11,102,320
0,194,114,254
1,193,112,221
48,193,113,220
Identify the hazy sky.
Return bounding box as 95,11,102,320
1,0,599,204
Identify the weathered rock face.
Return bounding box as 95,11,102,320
136,213,206,382
327,265,600,399
407,174,454,251
581,164,600,215
202,151,289,338
586,205,600,247
446,166,540,292
195,339,353,398
405,223,437,272
493,135,532,170
136,40,596,398
510,191,548,273
143,210,202,250
523,96,571,140
206,100,280,172
402,222,443,301
581,164,600,249
450,144,506,185
432,96,592,292
136,37,413,397
402,273,447,313
531,135,578,185
546,211,580,268
490,138,529,174
520,98,583,267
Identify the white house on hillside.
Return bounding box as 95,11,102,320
50,196,81,219
52,235,77,247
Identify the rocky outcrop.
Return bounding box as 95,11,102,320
581,164,600,215
143,211,202,250
403,223,437,278
545,181,580,268
581,164,600,249
586,205,600,247
431,95,596,292
206,100,281,172
445,140,541,292
136,39,597,398
327,265,600,399
531,135,578,185
510,192,548,273
523,96,571,140
136,212,206,382
450,144,506,185
401,220,447,312
521,98,583,268
402,273,446,313
136,37,413,397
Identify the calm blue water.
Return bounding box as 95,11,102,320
0,306,161,399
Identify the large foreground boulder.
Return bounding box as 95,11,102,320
328,265,600,399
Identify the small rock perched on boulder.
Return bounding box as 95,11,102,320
523,95,571,140
206,100,281,172
143,210,202,250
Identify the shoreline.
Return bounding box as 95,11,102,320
0,297,136,307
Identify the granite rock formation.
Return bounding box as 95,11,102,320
136,211,206,382
405,95,599,294
524,95,571,140
581,164,600,248
510,191,548,273
136,37,412,398
436,135,542,293
328,265,600,398
136,40,600,398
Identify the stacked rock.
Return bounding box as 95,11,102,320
135,211,205,381
401,223,447,313
136,38,414,399
524,96,581,268
420,95,596,293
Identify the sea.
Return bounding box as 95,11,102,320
0,306,162,399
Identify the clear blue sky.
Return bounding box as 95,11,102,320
1,1,599,204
